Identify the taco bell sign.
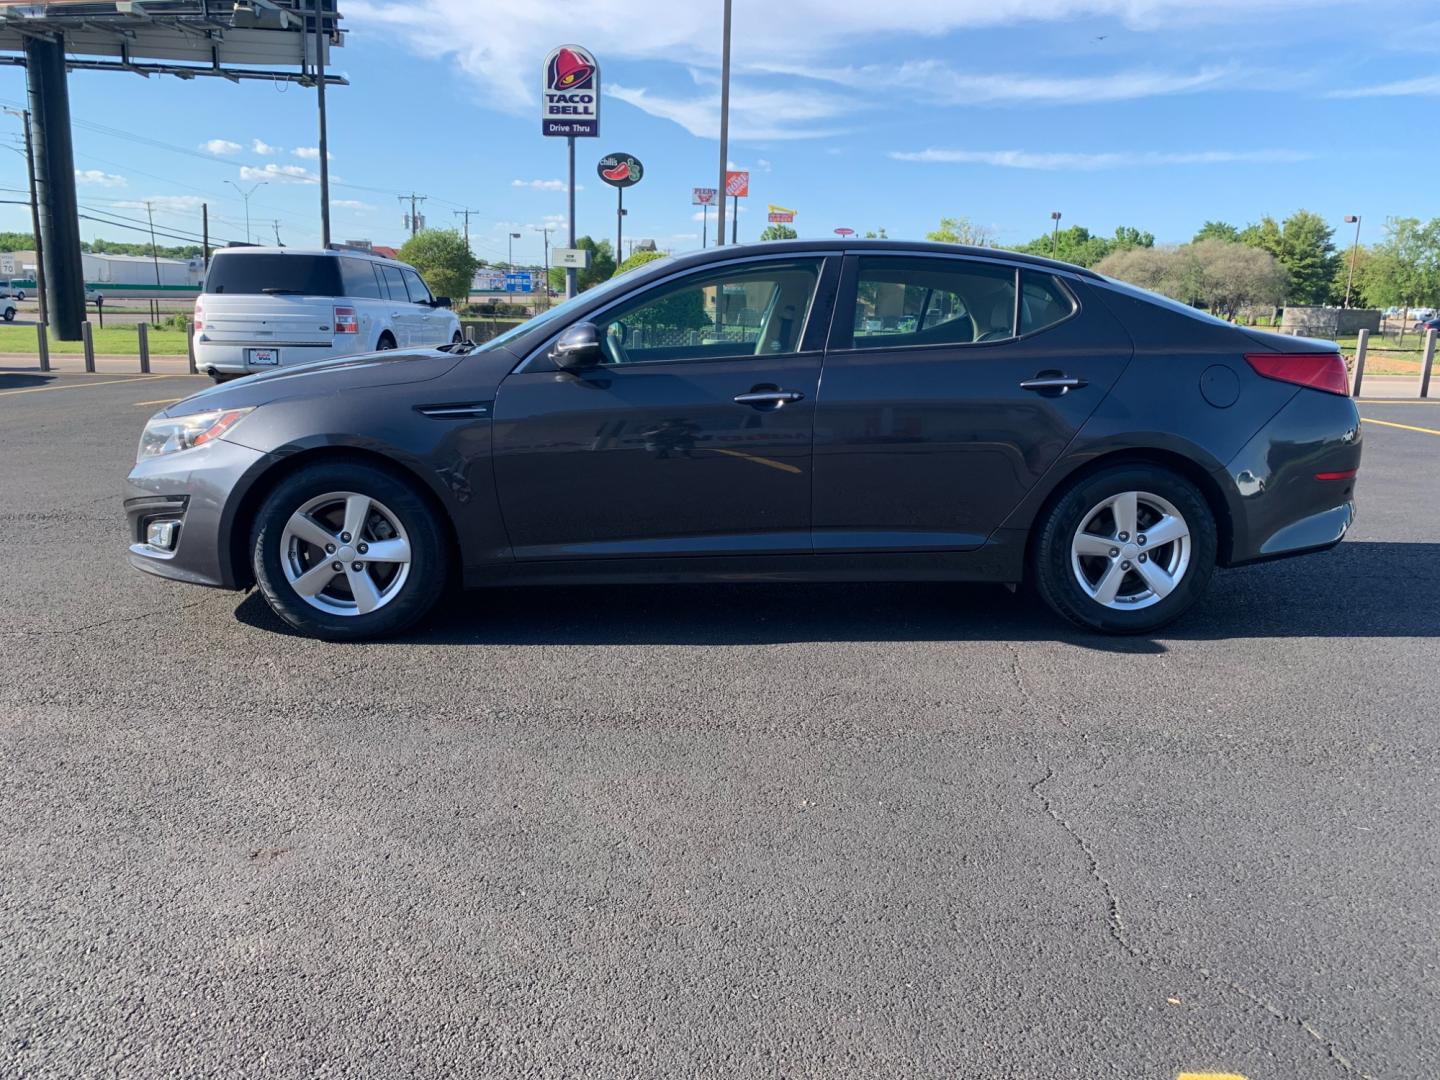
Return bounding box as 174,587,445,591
542,45,600,137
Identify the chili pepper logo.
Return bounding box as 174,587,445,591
548,47,595,92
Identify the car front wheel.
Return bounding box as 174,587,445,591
251,461,447,640
1033,465,1216,635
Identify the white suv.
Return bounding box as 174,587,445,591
193,247,462,380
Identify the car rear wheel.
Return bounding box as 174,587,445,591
1033,465,1216,634
376,332,397,351
2,306,13,322
451,331,463,344
251,461,447,641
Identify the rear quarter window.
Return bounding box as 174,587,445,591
338,257,384,299
204,254,342,296
1019,271,1077,335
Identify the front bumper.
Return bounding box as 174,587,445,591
125,436,271,589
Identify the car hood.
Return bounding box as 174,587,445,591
164,348,466,417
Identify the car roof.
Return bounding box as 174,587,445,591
211,246,401,264
662,238,1103,279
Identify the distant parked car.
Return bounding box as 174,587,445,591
0,279,26,301
85,288,104,305
1413,316,1440,335
192,247,461,382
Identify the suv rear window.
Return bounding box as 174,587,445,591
205,254,343,296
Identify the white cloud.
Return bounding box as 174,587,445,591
757,60,1239,106
542,213,567,224
755,158,773,172
75,169,126,188
293,146,334,160
889,147,1315,170
240,163,318,183
611,81,847,140
333,199,373,211
199,138,242,156
512,178,581,192
251,138,280,155
1328,74,1440,98
692,205,747,221
112,195,205,212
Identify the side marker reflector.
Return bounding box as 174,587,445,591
1315,469,1357,481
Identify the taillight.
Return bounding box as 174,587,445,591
334,306,358,334
193,298,203,331
1245,353,1349,396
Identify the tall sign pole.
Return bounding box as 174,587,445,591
599,154,642,268
716,0,732,246
313,0,331,247
542,45,600,298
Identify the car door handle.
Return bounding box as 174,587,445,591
1019,375,1087,393
733,389,805,407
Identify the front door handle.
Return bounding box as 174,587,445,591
733,389,805,407
1019,374,1087,394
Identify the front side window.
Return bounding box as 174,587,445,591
841,257,1018,350
591,259,822,365
402,268,433,305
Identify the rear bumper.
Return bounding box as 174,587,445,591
194,338,349,374
124,437,272,588
1223,389,1362,566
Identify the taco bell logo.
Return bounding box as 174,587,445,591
542,44,600,137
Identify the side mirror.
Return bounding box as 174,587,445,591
433,296,452,308
550,322,603,371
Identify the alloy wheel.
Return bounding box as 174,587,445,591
1070,490,1191,611
278,491,412,616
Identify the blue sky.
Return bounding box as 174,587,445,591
2,0,1437,267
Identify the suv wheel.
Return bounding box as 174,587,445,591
376,332,397,351
1,306,13,322
1033,465,1216,634
251,461,447,641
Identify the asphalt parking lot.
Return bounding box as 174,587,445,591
2,369,1437,1079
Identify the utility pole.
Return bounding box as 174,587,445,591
226,180,267,244
715,0,733,247
454,208,476,253
532,224,554,310
400,193,427,238
5,107,46,329
145,200,162,322
202,203,209,267
1050,210,1062,258
313,0,331,248
273,220,283,247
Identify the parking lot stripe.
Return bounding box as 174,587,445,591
0,375,192,398
1177,1074,1249,1080
1361,417,1440,437
132,397,185,407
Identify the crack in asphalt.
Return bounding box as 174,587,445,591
1030,760,1375,1080
0,598,210,639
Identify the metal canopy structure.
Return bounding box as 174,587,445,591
0,0,346,338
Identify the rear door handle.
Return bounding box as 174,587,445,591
733,389,805,407
1019,375,1086,393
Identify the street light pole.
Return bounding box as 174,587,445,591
533,225,555,310
1343,214,1362,309
715,0,732,247
1050,211,1062,258
226,180,267,244
509,231,521,270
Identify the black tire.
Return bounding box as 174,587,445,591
376,332,397,351
451,331,463,344
1032,464,1217,635
251,460,448,641
1,307,13,322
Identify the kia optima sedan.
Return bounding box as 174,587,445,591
125,240,1361,640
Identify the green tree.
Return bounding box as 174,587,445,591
862,227,888,239
1096,240,1286,316
758,224,798,241
926,216,996,246
1360,217,1440,310
547,236,616,293
0,231,35,251
615,248,667,276
1194,220,1240,243
1238,211,1337,304
397,228,480,302
1111,225,1155,251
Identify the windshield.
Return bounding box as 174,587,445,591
205,254,343,297
471,255,678,353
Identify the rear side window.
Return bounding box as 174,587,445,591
402,268,432,304
338,257,384,299
841,256,1017,350
205,254,342,296
1019,271,1076,335
378,265,408,301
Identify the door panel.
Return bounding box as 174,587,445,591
813,259,1134,551
492,356,819,558
491,255,837,560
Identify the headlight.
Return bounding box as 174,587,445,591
137,407,253,462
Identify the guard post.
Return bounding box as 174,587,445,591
80,320,94,373
1421,328,1437,399
137,322,150,374
1350,328,1368,398
35,322,49,373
